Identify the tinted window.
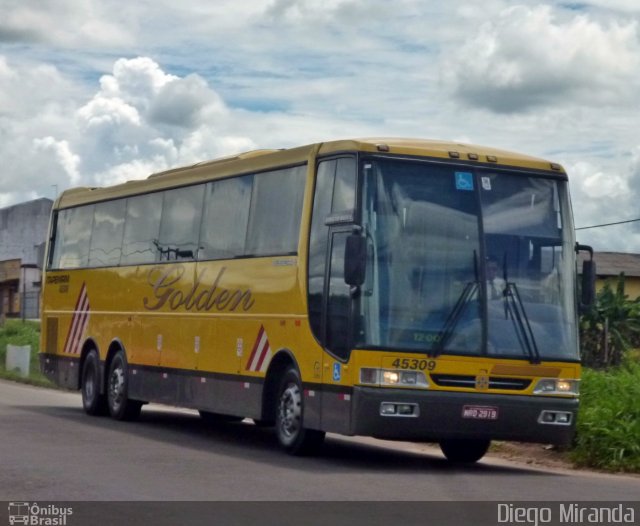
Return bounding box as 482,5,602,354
307,157,357,347
332,157,357,213
158,185,204,260
200,176,252,260
326,231,351,358
121,193,163,265
88,200,126,267
308,160,337,339
358,159,481,352
51,205,95,269
245,166,306,256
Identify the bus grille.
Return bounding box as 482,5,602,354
430,374,531,391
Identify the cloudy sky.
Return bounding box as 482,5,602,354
1,0,639,251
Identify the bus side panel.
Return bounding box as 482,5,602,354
40,272,89,388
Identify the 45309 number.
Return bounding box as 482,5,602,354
391,358,436,371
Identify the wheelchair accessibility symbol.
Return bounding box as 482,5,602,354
455,171,474,191
333,362,341,381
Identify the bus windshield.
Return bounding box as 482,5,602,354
357,158,579,361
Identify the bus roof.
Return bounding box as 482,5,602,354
54,138,566,209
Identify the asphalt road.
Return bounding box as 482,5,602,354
1,379,639,502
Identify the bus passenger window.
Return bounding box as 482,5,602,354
199,176,252,260
51,205,95,269
158,185,204,261
121,193,163,265
88,199,126,267
245,166,306,256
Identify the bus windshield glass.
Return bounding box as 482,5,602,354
356,158,578,361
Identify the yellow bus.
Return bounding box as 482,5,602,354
40,138,594,462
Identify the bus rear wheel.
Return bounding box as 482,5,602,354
81,349,108,416
107,350,142,421
439,438,491,463
275,367,325,455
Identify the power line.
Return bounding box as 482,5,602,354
575,218,640,231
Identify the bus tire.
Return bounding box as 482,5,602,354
439,438,490,463
81,349,108,416
275,367,325,455
106,350,142,421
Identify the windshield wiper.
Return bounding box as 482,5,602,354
430,281,478,358
503,282,541,364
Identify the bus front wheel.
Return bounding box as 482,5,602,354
107,350,142,421
439,438,491,463
275,367,325,455
81,349,108,416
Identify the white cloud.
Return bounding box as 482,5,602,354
33,137,81,185
0,0,133,47
70,57,253,185
446,5,640,112
568,154,640,252
0,1,639,256
149,74,226,128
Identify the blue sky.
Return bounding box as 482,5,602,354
1,0,639,251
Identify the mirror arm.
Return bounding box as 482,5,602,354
575,242,593,259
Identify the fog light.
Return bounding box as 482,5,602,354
397,404,416,415
380,403,397,415
380,402,419,417
538,410,572,425
541,411,556,423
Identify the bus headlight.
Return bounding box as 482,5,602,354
533,378,579,396
360,368,428,388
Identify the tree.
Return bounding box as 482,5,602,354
580,273,640,369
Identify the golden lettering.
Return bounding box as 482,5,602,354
143,265,255,312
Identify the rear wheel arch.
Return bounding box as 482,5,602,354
105,339,125,366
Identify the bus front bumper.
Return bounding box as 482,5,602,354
350,387,578,445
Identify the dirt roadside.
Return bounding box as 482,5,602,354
488,441,574,470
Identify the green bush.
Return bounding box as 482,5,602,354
572,362,640,472
580,274,640,369
0,320,48,384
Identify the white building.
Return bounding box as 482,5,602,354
0,198,53,320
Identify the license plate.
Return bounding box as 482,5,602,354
462,405,499,420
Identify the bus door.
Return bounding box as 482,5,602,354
319,226,355,434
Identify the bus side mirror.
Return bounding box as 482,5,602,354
344,234,366,287
581,259,596,310
576,243,596,311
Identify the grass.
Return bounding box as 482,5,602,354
571,361,640,472
0,319,52,386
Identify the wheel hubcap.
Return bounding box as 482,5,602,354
85,370,95,400
278,383,301,440
109,364,125,410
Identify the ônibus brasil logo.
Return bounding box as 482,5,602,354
8,502,73,525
